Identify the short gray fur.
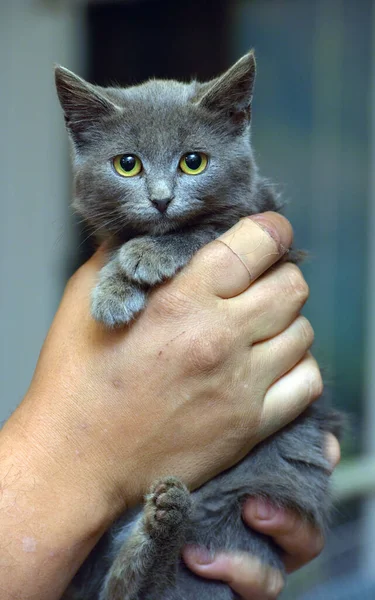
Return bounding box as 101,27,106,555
55,52,342,600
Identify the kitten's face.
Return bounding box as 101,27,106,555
55,53,256,237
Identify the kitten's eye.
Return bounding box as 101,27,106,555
179,152,208,175
113,154,142,177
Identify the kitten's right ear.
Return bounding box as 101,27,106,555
55,66,120,144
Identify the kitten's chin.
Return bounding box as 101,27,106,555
135,211,197,235
146,217,181,235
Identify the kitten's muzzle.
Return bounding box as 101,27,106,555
151,197,173,214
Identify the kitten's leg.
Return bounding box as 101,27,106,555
91,255,147,326
118,227,219,287
100,477,192,600
92,227,220,326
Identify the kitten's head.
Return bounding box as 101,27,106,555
55,52,257,238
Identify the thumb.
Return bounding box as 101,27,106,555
182,212,293,299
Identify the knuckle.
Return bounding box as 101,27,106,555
186,324,231,373
228,554,284,598
306,363,324,403
325,433,341,469
256,563,284,598
297,316,315,348
285,263,309,305
310,532,325,559
284,511,306,538
266,572,285,598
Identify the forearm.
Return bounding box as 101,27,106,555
0,395,114,600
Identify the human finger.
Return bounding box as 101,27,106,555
183,546,284,599
231,262,309,343
178,212,293,300
251,316,315,387
243,500,324,573
261,353,323,437
243,433,340,572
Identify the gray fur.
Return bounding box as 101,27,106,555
56,52,341,599
99,478,192,600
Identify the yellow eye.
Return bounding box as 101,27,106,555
113,154,142,177
179,152,208,175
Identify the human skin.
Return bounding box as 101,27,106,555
0,213,328,600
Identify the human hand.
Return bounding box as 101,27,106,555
0,211,321,600
17,213,319,517
183,434,340,599
18,212,318,517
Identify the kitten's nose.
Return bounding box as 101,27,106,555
151,197,173,214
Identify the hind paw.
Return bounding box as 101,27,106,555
144,477,192,538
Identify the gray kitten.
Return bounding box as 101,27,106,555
56,52,341,600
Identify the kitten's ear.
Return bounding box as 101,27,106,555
55,66,120,144
196,51,256,126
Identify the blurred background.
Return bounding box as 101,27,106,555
0,0,374,597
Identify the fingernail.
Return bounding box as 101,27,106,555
249,213,291,254
184,545,214,565
254,498,277,520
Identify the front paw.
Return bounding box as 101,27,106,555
118,238,183,286
91,276,147,327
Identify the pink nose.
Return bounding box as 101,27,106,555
151,198,173,213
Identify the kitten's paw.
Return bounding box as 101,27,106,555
144,477,192,538
118,238,183,286
91,278,147,327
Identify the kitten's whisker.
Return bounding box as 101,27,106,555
74,213,115,229
78,214,125,248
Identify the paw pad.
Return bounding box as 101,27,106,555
144,477,191,536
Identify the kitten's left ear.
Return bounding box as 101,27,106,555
196,51,256,126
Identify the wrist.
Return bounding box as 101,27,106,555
13,387,124,521
0,396,123,600
0,393,119,598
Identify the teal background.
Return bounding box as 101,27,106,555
232,0,371,456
